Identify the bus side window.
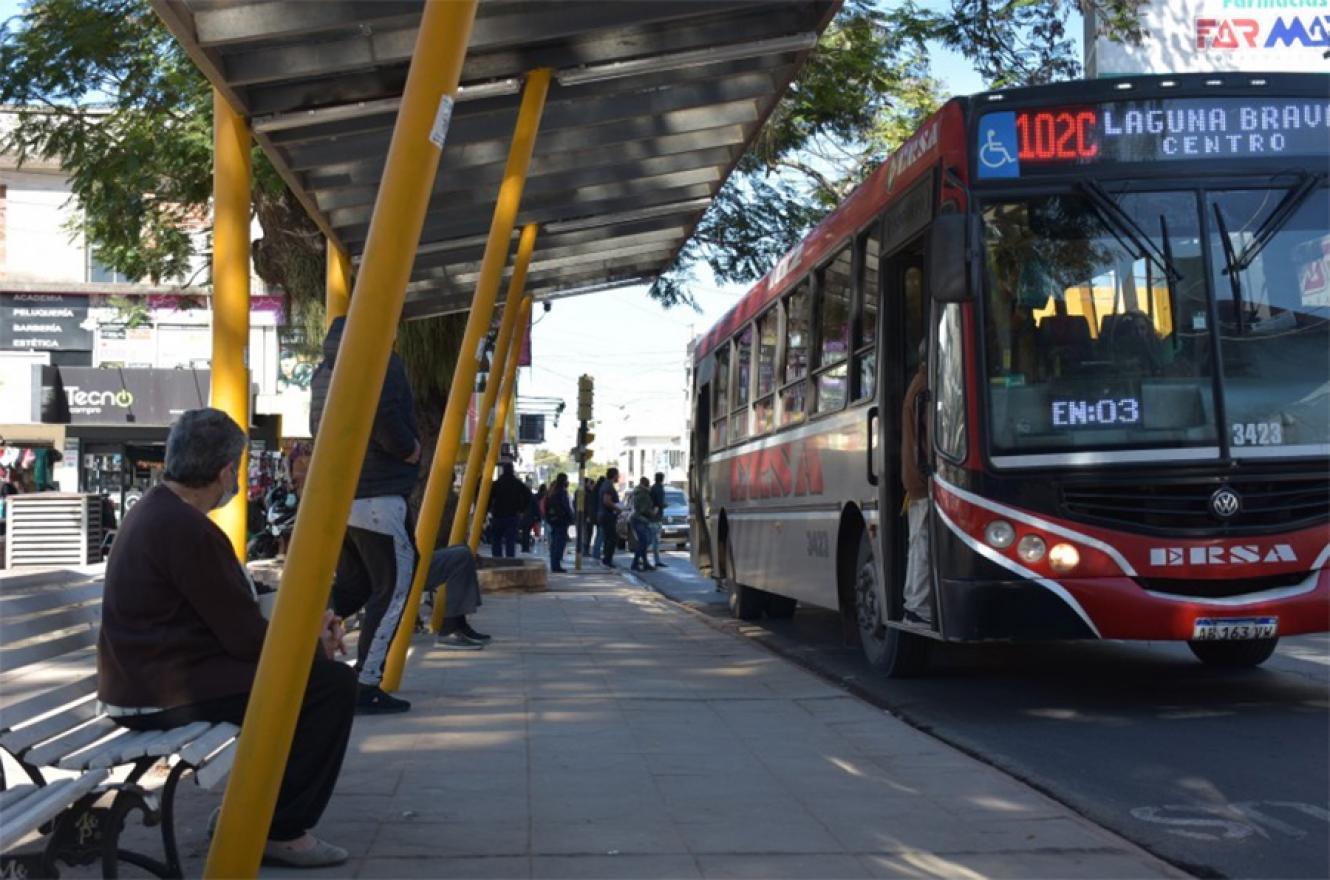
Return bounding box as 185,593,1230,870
753,307,779,434
732,323,753,442
933,302,967,461
814,244,853,414
712,341,730,449
854,226,881,401
780,283,810,425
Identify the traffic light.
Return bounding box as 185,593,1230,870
572,425,596,465
577,374,594,421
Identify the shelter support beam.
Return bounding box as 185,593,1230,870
381,69,551,692
209,90,252,560
203,2,479,876
427,225,537,633
326,240,351,326
468,295,532,552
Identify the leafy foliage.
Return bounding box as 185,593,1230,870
650,0,1144,304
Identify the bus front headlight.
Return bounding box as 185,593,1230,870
1016,534,1047,564
984,520,1015,549
1048,542,1080,573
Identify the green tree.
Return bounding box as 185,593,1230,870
0,0,464,387
650,0,1144,304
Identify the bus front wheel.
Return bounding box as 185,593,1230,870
855,534,929,677
1187,637,1278,668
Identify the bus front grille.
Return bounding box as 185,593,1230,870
1134,571,1312,599
1060,475,1330,535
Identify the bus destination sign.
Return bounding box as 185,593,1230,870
977,97,1329,178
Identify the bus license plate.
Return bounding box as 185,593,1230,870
1192,617,1277,641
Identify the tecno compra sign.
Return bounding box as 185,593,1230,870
39,367,209,426
1088,0,1330,76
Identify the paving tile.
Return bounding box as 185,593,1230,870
531,854,702,879
676,815,844,855
697,853,872,879
373,820,529,858
358,855,531,878
530,817,689,856
858,851,1175,879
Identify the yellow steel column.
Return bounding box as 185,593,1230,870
380,70,550,691
468,295,532,552
209,90,251,560
423,223,537,633
326,240,351,327
204,2,478,876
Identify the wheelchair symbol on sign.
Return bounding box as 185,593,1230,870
979,128,1016,170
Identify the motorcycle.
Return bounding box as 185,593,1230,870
247,484,297,560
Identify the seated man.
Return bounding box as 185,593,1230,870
426,543,491,650
97,408,356,868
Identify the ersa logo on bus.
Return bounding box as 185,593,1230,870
1195,14,1330,50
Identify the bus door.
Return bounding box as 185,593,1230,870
690,365,714,575
876,243,927,624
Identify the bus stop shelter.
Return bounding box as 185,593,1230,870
144,1,839,875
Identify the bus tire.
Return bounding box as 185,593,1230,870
1187,637,1278,668
766,595,797,619
724,544,767,620
854,533,928,678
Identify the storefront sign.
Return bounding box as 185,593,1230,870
1088,0,1330,76
39,367,210,425
0,293,94,351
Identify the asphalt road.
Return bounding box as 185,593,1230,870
627,549,1330,880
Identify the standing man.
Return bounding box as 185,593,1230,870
901,343,933,626
311,316,419,715
649,472,668,568
588,474,605,559
598,467,622,567
545,472,574,573
488,461,530,558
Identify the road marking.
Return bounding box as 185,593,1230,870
1131,800,1329,841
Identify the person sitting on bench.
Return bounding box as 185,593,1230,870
97,407,357,868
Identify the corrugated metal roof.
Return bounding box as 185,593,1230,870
149,0,840,318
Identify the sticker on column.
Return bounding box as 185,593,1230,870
429,94,455,149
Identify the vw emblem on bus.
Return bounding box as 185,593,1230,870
1210,486,1242,520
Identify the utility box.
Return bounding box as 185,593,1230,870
518,413,545,444
5,493,103,569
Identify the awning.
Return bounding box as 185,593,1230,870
0,423,66,448
149,0,840,318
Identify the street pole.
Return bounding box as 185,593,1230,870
575,421,585,571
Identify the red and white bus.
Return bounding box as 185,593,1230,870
688,72,1329,674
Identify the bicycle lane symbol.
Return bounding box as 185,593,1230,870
978,111,1020,179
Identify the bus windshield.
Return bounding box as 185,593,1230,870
982,184,1330,462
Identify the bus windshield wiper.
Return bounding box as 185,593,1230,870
1230,172,1326,273
1077,181,1184,284
1212,203,1246,335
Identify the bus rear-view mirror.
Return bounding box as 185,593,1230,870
928,213,978,303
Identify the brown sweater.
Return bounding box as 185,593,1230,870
901,366,929,502
97,485,268,709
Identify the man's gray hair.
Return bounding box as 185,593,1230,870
164,408,247,488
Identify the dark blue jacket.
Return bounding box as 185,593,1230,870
309,317,420,499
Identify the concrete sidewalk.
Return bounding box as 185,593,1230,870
123,567,1181,879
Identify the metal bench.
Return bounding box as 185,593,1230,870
0,576,239,878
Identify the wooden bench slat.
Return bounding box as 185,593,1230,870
178,723,240,766
0,629,98,671
0,584,102,617
24,716,118,769
143,721,215,757
193,740,237,791
55,727,129,771
0,604,101,646
0,770,108,853
0,695,100,753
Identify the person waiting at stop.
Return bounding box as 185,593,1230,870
901,342,933,626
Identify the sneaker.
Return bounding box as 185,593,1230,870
355,684,411,715
262,836,349,868
903,609,934,627
551,566,567,573
459,621,491,642
642,564,656,571
654,561,667,568
435,631,485,651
